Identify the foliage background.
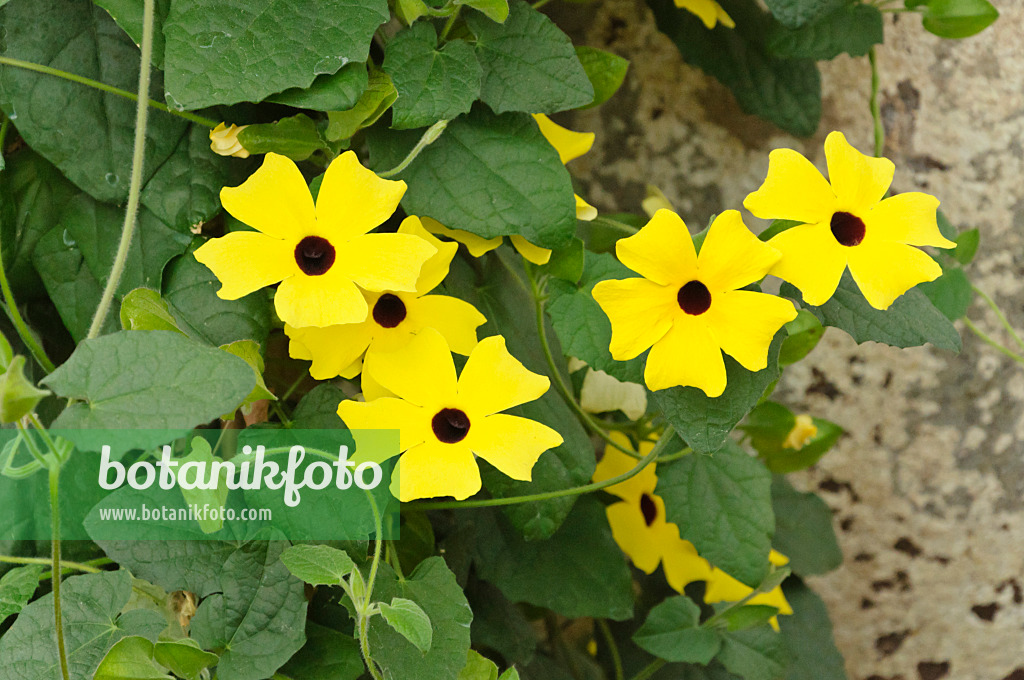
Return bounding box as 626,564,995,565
555,1,1022,677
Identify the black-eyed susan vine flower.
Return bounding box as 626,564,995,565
209,122,250,158
783,414,818,450
704,551,794,631
337,328,563,501
286,217,486,380
194,151,436,329
675,0,734,29
744,131,956,310
422,114,597,266
593,209,798,397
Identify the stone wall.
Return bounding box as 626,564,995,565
557,2,1024,678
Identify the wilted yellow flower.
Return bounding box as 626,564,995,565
209,122,250,158
675,0,735,29
782,414,818,450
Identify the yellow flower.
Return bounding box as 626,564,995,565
704,550,794,631
337,328,563,501
209,122,250,158
592,209,797,397
675,0,735,29
744,131,956,310
285,217,486,379
782,414,817,450
577,366,648,421
194,152,436,329
593,434,713,593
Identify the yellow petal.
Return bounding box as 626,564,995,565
744,148,836,225
193,231,294,300
457,335,550,417
783,414,817,450
405,295,486,355
704,290,796,372
421,217,502,258
674,0,723,28
769,549,789,567
285,322,373,380
337,397,428,454
847,240,943,310
645,316,726,396
593,434,657,500
616,209,697,286
865,192,955,248
339,233,436,293
510,235,552,265
715,2,735,27
592,278,677,360
696,210,782,292
360,366,395,400
340,357,362,379
274,269,367,328
398,216,459,294
315,150,407,242
580,368,648,421
767,222,849,307
662,540,714,593
704,570,794,618
824,131,894,213
468,413,562,481
532,114,595,164
220,153,316,240
607,501,663,573
575,194,598,221
363,327,458,409
209,122,250,158
395,440,481,501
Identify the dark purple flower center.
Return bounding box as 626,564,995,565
677,280,712,315
432,408,470,444
372,294,407,328
294,236,336,276
830,211,866,247
640,493,658,526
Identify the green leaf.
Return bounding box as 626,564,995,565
120,289,183,333
648,0,821,137
633,596,722,664
379,597,433,653
471,497,634,620
42,330,256,445
656,441,774,588
466,0,593,114
383,23,483,129
0,570,166,680
575,46,630,109
278,622,364,680
457,0,510,23
545,237,585,283
280,543,356,586
757,219,802,243
94,637,172,680
32,226,110,340
781,272,962,352
291,383,348,429
921,0,999,38
162,245,273,348
653,332,784,455
190,541,308,680
266,63,369,111
0,355,50,423
219,339,276,413
162,0,388,109
498,670,521,680
91,539,244,599
236,114,330,162
458,650,500,680
365,558,473,680
778,579,847,680
0,564,42,625
767,4,884,60
717,626,790,680
326,69,398,142
546,251,644,384
177,437,230,533
467,580,537,666
152,639,219,680
778,310,823,366
369,106,576,249
720,605,779,633
741,402,843,474
92,0,170,68
763,0,845,28
771,477,842,577
954,227,980,265
918,266,972,322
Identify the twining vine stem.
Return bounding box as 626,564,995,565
868,47,884,158
377,119,449,178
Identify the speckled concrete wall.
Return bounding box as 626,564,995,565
557,2,1024,678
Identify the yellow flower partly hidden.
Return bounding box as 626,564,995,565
675,0,735,29
592,209,797,397
782,414,817,450
422,114,597,266
194,152,436,329
209,122,250,158
337,328,563,501
286,218,486,379
704,551,794,631
744,131,956,310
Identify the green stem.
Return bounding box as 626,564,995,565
972,285,1024,351
628,659,666,680
357,491,385,680
597,619,624,680
87,0,155,340
868,47,884,158
49,461,69,680
439,6,461,41
591,216,640,235
377,119,448,178
386,542,406,581
365,491,384,601
0,57,217,128
963,318,1024,365
279,371,308,403
413,427,675,510
0,554,103,574
358,614,384,680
